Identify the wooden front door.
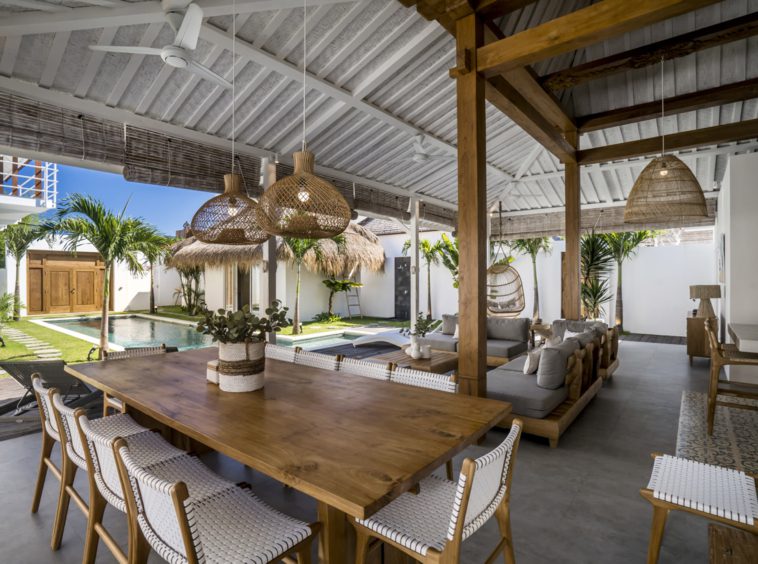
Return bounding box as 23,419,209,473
27,251,106,315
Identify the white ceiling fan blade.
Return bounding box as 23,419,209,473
187,60,232,89
174,3,203,51
89,45,163,56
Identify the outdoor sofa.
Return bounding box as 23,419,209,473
550,319,619,379
488,327,603,447
417,314,530,366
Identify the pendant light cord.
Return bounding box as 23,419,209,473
302,0,307,152
231,0,236,173
660,56,665,157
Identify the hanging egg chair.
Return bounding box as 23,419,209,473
487,202,526,317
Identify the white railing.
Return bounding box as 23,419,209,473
0,156,58,209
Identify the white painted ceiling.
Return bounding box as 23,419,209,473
0,0,756,217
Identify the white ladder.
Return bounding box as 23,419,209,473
346,286,362,319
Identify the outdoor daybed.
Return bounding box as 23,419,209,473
418,314,530,366
550,319,619,379
488,329,603,447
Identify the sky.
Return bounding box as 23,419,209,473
51,164,215,236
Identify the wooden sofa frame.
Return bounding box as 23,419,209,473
599,327,619,379
498,337,603,448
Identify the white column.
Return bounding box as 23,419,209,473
260,157,279,343
409,197,420,324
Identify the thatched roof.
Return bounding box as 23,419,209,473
167,222,384,276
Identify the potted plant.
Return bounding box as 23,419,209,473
197,300,289,392
408,313,439,359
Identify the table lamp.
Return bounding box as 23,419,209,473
689,285,721,318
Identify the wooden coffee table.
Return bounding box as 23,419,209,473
366,347,458,374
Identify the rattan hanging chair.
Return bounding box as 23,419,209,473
486,202,525,317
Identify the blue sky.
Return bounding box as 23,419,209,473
51,165,214,236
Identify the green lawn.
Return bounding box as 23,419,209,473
150,305,203,322
278,316,408,336
0,319,95,370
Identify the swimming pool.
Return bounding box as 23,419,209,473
46,315,214,351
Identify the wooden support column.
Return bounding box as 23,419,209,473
261,157,279,344
563,130,581,320
455,14,487,397
409,197,420,323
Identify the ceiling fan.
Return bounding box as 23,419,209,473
89,1,232,89
392,134,457,165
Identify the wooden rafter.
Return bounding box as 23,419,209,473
577,118,758,165
400,0,539,22
543,11,758,91
577,77,758,133
475,0,721,77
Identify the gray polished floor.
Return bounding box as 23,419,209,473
0,341,713,563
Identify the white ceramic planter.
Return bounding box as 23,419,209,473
217,341,266,393
420,344,432,359
206,359,219,384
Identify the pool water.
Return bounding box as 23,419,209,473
49,316,214,351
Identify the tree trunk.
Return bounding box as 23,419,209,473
13,255,21,321
149,261,156,314
293,262,302,335
327,290,334,317
99,265,111,359
531,255,540,321
426,262,432,320
615,260,623,332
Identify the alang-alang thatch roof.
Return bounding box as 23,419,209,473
168,222,385,277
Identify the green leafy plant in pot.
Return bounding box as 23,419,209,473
196,300,290,392
408,312,440,360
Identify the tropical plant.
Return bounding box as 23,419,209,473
142,235,173,314
0,215,44,320
436,233,459,288
46,194,167,357
282,235,345,335
509,237,552,321
410,312,439,337
174,265,204,316
0,292,22,346
322,278,362,317
580,231,613,320
402,238,440,319
196,301,289,344
313,312,342,323
601,231,654,332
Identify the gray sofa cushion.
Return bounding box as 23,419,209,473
486,317,531,342
573,331,596,347
486,339,528,359
487,368,568,419
496,355,528,372
417,333,457,352
441,314,458,335
537,339,579,390
552,319,608,340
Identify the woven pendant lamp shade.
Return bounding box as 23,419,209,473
190,173,270,245
624,155,707,224
256,150,351,238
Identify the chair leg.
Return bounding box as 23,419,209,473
707,361,720,435
51,457,77,550
102,394,110,418
31,433,55,514
445,460,454,481
128,529,151,564
296,543,312,564
646,504,669,564
354,526,371,564
82,490,106,564
495,504,515,564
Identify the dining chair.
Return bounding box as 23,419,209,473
101,344,168,417
353,421,523,564
75,409,228,564
113,437,321,564
704,317,758,434
265,342,297,362
30,376,64,517
640,454,758,564
293,349,340,371
337,356,391,381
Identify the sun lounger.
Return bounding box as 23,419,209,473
352,329,411,349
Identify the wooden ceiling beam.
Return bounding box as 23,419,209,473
543,11,758,92
577,77,758,132
475,0,721,78
577,118,758,165
401,1,538,22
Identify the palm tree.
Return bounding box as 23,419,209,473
47,194,166,356
143,235,173,314
322,278,362,317
0,215,43,320
602,231,653,331
435,233,459,288
402,238,440,319
580,231,614,320
282,236,345,335
509,237,551,321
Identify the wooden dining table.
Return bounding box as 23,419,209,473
65,347,511,564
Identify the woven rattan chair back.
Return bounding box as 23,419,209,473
265,343,296,363
114,439,200,564
448,422,522,543
51,392,88,469
78,414,130,511
103,344,167,361
32,374,60,440
338,357,391,381
390,367,458,393
293,349,339,371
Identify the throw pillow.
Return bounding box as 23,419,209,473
545,335,562,347
453,324,459,339
523,348,542,374
564,329,582,340
441,314,458,335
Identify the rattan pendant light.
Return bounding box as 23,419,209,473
191,2,270,246
624,59,707,224
256,0,350,239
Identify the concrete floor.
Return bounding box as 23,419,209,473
0,341,713,563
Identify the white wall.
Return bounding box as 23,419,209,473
717,152,758,383
153,261,183,307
